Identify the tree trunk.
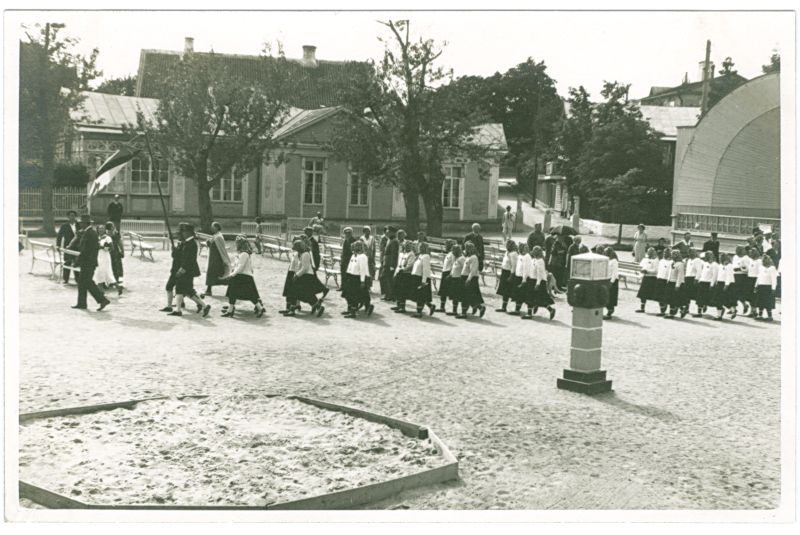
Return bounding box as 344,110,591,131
40,152,55,235
403,191,420,236
617,222,623,245
422,183,444,238
196,172,214,233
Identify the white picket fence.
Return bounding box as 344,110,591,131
19,187,87,218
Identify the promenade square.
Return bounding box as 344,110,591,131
17,249,781,510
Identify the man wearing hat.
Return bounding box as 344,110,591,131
340,227,357,284
303,226,320,272
73,214,110,311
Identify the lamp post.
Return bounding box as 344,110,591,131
557,252,613,394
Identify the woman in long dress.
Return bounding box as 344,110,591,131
204,221,230,297
93,224,117,289
633,224,648,263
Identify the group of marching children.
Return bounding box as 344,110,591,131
493,241,557,320
635,244,779,321
281,233,330,317
432,240,487,319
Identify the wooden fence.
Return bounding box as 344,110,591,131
19,187,87,218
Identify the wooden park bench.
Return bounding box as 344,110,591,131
196,232,213,258
618,260,641,289
241,221,282,238
126,231,155,261
257,234,293,261
119,219,170,250
28,240,60,279
319,255,340,289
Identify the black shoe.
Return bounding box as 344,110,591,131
316,305,325,317
742,304,750,315
168,311,183,317
159,306,173,312
255,306,265,318
479,305,486,318
730,309,737,319
455,314,467,319
97,301,109,312
390,306,400,311
446,311,456,316
222,310,235,318
604,314,612,319
656,312,665,317
549,308,556,320
321,288,330,301
508,310,521,316
412,311,423,318
71,305,87,310
680,307,688,319
522,313,532,320
692,314,703,318
202,304,211,317
367,304,375,317
427,303,435,316
117,286,123,296
635,308,645,313
343,312,356,318
495,307,507,313
196,303,203,313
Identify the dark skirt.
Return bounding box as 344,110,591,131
519,279,537,307
342,273,371,306
532,280,554,307
411,274,432,304
394,271,413,301
282,271,296,299
711,282,737,308
734,273,750,302
294,273,325,305
637,276,658,301
509,274,524,304
607,279,620,308
438,271,451,298
664,281,686,308
174,273,197,297
460,276,484,307
448,274,464,303
226,274,260,303
742,276,757,303
205,242,229,287
756,284,775,310
496,269,516,298
684,277,696,302
695,281,713,307
655,278,669,304
110,251,124,280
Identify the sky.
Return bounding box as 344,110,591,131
11,10,793,100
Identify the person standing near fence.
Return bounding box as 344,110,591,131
633,224,648,263
107,195,124,232
72,214,110,312
56,210,78,283
501,206,515,243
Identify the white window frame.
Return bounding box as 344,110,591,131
348,169,369,207
211,168,244,203
129,156,169,195
442,165,463,209
303,157,325,205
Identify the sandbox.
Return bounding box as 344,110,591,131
18,394,458,510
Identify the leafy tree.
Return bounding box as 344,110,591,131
555,86,593,192
95,74,137,96
762,51,780,74
719,57,737,76
19,23,100,233
136,50,294,232
329,20,492,236
560,81,671,233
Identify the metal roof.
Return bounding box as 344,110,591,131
639,105,700,138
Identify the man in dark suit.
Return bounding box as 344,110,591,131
463,223,485,271
168,223,210,317
527,223,545,252
566,235,589,274
702,232,720,259
544,228,558,266
107,195,124,231
380,227,399,300
57,210,79,283
72,215,110,311
304,226,321,272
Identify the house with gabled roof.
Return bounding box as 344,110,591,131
67,39,506,230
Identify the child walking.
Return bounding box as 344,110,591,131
288,240,326,317
168,223,211,318
524,245,555,320
438,240,455,312
684,249,703,317
604,247,619,319
655,247,673,316
342,240,374,318
280,240,302,315
457,242,486,319
746,248,762,318
221,235,265,318
392,241,416,314
664,250,687,319
732,245,752,315
636,247,659,313
754,254,778,321
711,253,737,320
411,242,436,318
446,244,465,316
495,240,519,313
510,243,531,316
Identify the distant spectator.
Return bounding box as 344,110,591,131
632,224,648,263
107,194,124,231
674,232,694,257
501,205,515,242
463,223,485,271
566,236,589,274
654,237,667,258
544,228,558,266
309,211,325,232
702,232,720,259
527,223,545,252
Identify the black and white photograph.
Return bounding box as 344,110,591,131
2,1,797,528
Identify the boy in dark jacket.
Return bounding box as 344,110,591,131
167,223,211,317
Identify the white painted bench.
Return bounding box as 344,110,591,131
618,260,641,289
120,219,170,250
29,240,60,279
241,221,282,237
257,234,293,261
57,247,81,281
320,255,340,289
126,232,155,261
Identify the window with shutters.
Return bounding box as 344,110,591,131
211,168,244,202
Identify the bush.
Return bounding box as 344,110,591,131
54,163,90,187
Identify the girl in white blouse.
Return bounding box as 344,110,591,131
755,254,778,321
446,244,465,316
636,247,659,313
695,252,717,317
684,249,704,316
288,239,327,317
411,242,435,318
732,245,752,315
511,243,532,315
604,247,620,319
745,247,762,318
343,240,373,318
664,250,687,319
280,240,303,315
496,240,520,313
438,239,456,312
711,253,737,320
655,247,673,316
457,241,486,319
392,241,416,314
221,235,264,318
525,245,555,320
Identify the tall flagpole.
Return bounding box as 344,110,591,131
143,130,175,250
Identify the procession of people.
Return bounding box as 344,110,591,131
55,204,781,326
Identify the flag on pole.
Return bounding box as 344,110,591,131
88,147,141,198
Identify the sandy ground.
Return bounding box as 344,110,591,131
20,396,443,506
17,245,781,509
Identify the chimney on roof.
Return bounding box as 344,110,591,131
184,37,194,57
302,45,318,67
698,59,714,82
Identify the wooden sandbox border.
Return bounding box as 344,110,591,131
18,394,459,510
